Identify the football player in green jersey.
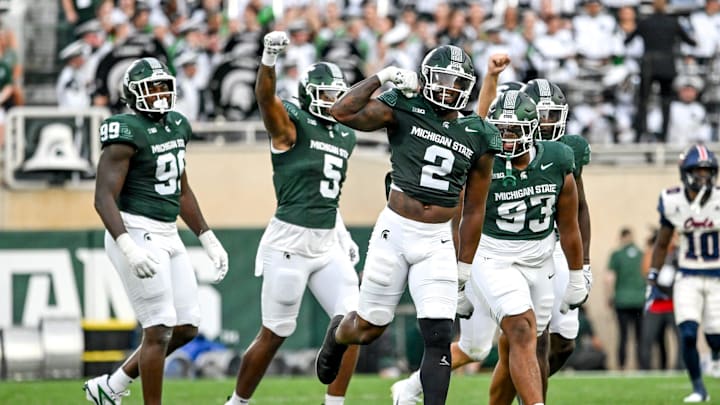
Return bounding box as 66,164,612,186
224,31,361,405
521,78,592,377
85,57,229,405
315,45,502,405
473,89,587,405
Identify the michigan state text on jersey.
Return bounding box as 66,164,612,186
378,87,501,206
100,110,191,222
484,141,576,241
273,100,356,228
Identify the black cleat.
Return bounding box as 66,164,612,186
315,315,348,384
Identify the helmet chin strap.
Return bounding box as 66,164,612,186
502,158,517,187
690,185,707,214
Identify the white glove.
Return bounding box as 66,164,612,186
560,269,589,314
344,237,360,266
376,66,419,98
116,233,159,279
262,31,289,66
199,230,229,284
583,264,593,292
457,262,472,289
456,287,474,319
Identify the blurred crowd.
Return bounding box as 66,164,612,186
55,0,720,146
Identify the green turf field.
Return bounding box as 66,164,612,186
0,372,716,404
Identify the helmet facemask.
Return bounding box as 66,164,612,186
299,62,348,123
305,81,347,122
493,121,537,158
421,66,476,111
126,75,176,115
683,165,718,192
535,101,568,141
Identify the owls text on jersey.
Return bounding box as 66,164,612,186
377,88,502,207
658,186,720,273
271,100,357,229
99,111,192,222
483,141,575,241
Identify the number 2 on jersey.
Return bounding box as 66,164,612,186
155,150,185,195
420,145,455,191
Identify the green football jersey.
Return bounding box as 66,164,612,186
559,134,591,178
484,141,575,240
377,89,502,207
272,101,356,229
99,110,192,222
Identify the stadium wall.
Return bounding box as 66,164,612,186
0,147,682,370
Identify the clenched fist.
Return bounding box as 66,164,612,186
262,31,289,66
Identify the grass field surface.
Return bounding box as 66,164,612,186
0,372,716,404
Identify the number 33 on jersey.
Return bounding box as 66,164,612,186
99,110,192,222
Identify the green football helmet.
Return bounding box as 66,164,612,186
298,62,348,122
487,90,538,158
122,57,176,119
496,81,525,95
420,45,476,110
521,79,568,141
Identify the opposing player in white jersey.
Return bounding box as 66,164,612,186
649,144,720,403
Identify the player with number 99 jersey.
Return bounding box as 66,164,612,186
100,110,191,222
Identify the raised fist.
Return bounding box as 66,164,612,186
264,31,290,55
376,66,419,98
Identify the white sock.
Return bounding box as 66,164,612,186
108,368,133,393
226,392,250,405
324,394,344,405
408,370,422,392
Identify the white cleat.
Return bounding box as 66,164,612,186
709,360,720,378
683,392,710,403
391,378,422,405
83,374,129,405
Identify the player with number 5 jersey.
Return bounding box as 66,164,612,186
224,31,361,405
87,57,229,405
315,45,501,405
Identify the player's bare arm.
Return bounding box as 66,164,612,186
329,78,394,131
178,170,210,236
94,143,134,239
476,53,511,118
576,173,591,265
457,152,495,264
256,64,296,150
649,224,675,277
556,173,583,269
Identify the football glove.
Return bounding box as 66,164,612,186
376,66,419,98
262,31,289,66
560,269,588,314
116,233,159,279
199,230,229,284
456,286,474,319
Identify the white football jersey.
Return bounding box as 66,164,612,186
659,185,720,272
